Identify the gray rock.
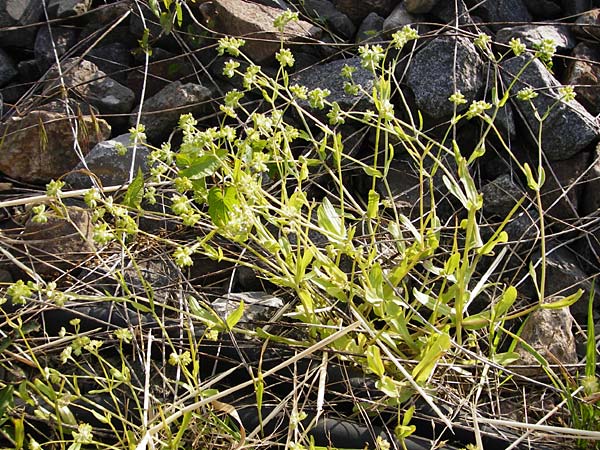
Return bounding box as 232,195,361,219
404,0,441,14
496,24,577,54
47,0,91,18
562,0,592,15
303,0,356,40
527,243,596,325
34,26,79,71
482,174,524,218
17,59,41,83
383,3,422,35
522,0,562,18
205,0,322,62
45,58,135,116
212,291,284,329
0,0,43,48
581,143,600,218
540,150,590,227
87,42,133,85
466,0,532,31
406,36,485,120
430,0,472,25
356,12,385,43
0,49,18,88
291,57,375,118
0,100,111,183
566,43,600,115
574,8,600,41
65,133,151,189
131,81,213,144
333,0,396,23
514,306,577,376
502,55,600,161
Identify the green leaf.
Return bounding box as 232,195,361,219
412,332,451,383
179,149,226,179
540,290,582,309
123,168,145,209
491,351,520,365
463,311,491,330
375,375,398,397
225,300,245,330
0,385,14,418
207,186,236,227
317,197,346,241
367,189,379,219
362,166,382,178
366,345,385,377
492,285,517,319
478,230,508,256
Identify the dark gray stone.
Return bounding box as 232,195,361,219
47,0,92,18
65,133,151,189
86,42,133,85
34,26,79,71
0,49,18,88
17,59,41,83
0,0,43,48
522,0,562,18
562,0,593,15
496,24,577,54
383,3,422,35
45,58,135,116
333,0,396,24
466,0,532,31
482,174,524,218
303,0,356,40
292,56,375,116
131,81,213,144
356,12,385,43
502,55,600,161
404,0,441,14
405,36,485,120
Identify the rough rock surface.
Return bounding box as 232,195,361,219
0,101,111,183
333,0,396,23
515,306,577,375
502,55,600,161
20,206,96,277
65,133,151,189
0,0,43,47
566,43,600,115
131,81,213,144
206,0,322,62
0,49,18,88
302,0,355,40
45,58,135,117
495,24,577,53
406,36,485,120
467,0,532,30
34,26,79,71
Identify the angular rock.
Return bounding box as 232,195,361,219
482,174,524,219
522,0,562,18
205,0,322,62
515,306,577,376
541,150,590,226
87,42,133,85
528,244,596,325
47,0,91,18
45,58,135,116
211,291,284,330
581,143,600,218
34,26,79,71
502,55,600,161
496,24,577,54
0,49,18,88
17,59,41,83
126,48,195,99
65,133,151,189
21,206,96,277
565,43,600,115
562,0,592,16
404,0,441,14
574,9,600,41
131,81,213,144
0,100,111,183
0,0,43,48
406,36,485,120
332,0,396,23
383,3,423,35
291,57,375,118
356,12,385,43
467,0,532,31
302,0,356,40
